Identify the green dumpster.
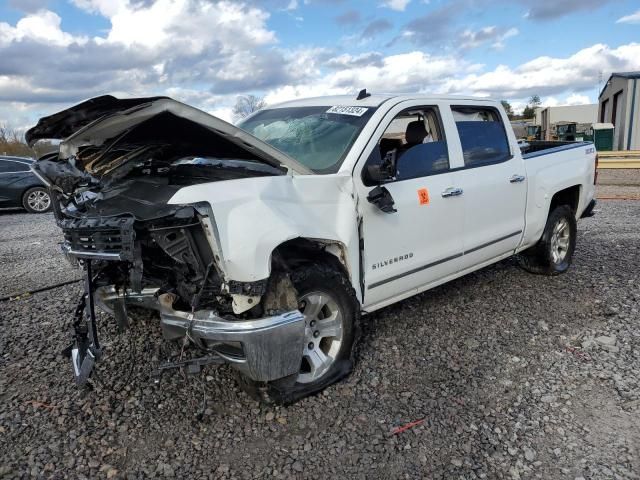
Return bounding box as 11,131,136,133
590,123,614,151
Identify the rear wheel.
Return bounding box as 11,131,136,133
22,187,52,213
236,263,359,405
518,205,577,275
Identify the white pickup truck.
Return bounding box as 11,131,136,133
29,92,597,403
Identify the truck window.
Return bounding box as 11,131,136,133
452,107,511,167
366,107,449,184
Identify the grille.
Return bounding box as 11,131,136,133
64,229,124,256
59,216,135,261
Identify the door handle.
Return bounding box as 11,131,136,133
441,187,463,198
509,174,526,183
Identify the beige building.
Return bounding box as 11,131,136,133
534,104,598,140
598,72,640,151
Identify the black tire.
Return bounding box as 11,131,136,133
517,205,577,275
22,186,52,213
236,263,359,405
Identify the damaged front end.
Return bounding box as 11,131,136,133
29,95,310,384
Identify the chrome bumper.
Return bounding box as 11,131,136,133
94,286,306,382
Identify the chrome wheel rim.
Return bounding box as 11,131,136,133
550,217,570,263
27,190,50,212
297,291,344,384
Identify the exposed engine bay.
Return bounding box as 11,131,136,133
40,111,288,316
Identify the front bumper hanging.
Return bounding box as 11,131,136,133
91,286,306,382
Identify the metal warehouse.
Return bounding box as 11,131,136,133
598,71,640,151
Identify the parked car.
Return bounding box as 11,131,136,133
0,155,52,213
28,94,597,404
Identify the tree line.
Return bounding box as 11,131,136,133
0,125,57,158
501,95,542,121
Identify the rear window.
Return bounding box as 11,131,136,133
0,159,31,173
452,107,511,167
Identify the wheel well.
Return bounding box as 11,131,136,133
550,185,580,214
271,238,350,279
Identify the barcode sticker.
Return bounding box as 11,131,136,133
326,106,369,117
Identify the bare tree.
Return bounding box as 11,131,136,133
232,95,266,121
0,124,35,157
529,95,542,107
523,95,542,119
0,124,59,157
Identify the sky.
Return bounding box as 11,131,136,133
0,0,639,130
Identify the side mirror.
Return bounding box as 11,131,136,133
367,185,396,213
363,149,397,185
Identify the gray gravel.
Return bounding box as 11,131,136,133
0,210,80,299
596,170,640,199
1,200,639,479
597,169,640,187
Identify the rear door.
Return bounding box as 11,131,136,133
449,104,527,267
0,159,33,206
354,101,466,308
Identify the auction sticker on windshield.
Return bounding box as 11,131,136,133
326,106,369,116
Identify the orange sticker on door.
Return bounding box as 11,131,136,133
417,188,430,205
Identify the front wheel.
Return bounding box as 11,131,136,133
236,263,359,405
518,204,577,275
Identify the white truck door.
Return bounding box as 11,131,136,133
355,103,466,308
448,104,527,266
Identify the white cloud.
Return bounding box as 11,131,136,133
616,9,640,24
541,97,559,107
458,26,519,50
440,43,640,98
380,0,411,12
331,51,471,92
103,0,275,51
534,94,590,108
509,93,592,115
0,10,85,47
492,28,519,50
71,0,128,17
564,93,591,105
265,51,475,104
284,0,299,11
211,106,234,123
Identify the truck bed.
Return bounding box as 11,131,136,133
522,141,593,159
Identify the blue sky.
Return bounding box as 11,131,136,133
0,0,639,128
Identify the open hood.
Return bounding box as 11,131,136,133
26,95,312,175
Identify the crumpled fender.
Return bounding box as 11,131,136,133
167,173,360,288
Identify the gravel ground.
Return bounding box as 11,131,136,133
0,210,79,299
1,200,639,479
597,169,640,187
597,170,640,199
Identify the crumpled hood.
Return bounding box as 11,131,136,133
26,95,312,175
26,96,167,146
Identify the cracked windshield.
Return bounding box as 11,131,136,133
239,106,376,173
